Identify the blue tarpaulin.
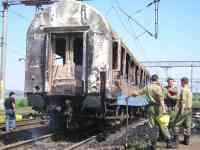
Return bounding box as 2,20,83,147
116,92,149,106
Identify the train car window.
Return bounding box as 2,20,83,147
120,47,125,76
125,54,130,80
131,61,135,83
135,66,139,85
73,37,83,65
145,75,148,85
140,70,143,86
143,73,146,86
112,42,118,69
147,76,150,84
55,38,66,65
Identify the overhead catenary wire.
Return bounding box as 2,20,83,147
105,0,114,17
126,18,150,61
4,46,26,61
112,6,132,43
132,0,160,15
112,5,149,61
112,0,149,60
10,9,29,21
115,0,154,38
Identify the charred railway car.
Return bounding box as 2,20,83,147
25,0,150,129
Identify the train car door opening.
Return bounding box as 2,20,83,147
48,32,87,95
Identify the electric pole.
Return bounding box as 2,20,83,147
191,65,193,93
0,0,8,110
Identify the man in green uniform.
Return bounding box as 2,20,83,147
130,74,175,149
163,77,179,142
173,77,192,146
164,77,179,112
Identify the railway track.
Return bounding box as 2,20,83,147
64,136,97,150
193,108,200,118
0,134,96,150
0,119,49,146
1,133,53,150
0,120,48,136
0,119,48,131
0,118,148,150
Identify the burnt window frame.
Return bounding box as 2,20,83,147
120,46,126,77
112,41,118,70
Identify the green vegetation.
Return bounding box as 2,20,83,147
16,98,29,109
192,93,200,108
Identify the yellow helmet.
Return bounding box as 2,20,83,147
156,114,170,127
16,114,23,122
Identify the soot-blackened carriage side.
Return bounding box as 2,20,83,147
25,0,150,130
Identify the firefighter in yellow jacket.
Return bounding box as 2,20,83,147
129,74,176,149
173,77,192,146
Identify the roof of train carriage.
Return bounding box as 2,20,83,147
27,0,150,76
28,0,111,36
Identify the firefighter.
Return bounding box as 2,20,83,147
129,74,176,149
172,77,192,146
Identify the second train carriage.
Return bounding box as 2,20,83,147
25,0,150,129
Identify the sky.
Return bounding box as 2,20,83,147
0,0,200,91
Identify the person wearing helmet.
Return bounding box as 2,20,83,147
172,77,192,146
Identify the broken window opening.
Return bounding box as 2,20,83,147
140,70,143,86
130,61,135,83
143,73,146,85
55,37,66,65
120,47,125,76
73,37,83,66
112,42,118,69
135,66,139,85
125,54,130,81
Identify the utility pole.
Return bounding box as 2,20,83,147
154,0,159,39
161,66,171,80
190,65,193,93
0,0,8,110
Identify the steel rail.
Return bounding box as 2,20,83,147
1,133,53,150
0,122,48,137
0,119,47,130
64,136,96,150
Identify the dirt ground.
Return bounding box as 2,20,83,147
176,135,200,150
157,134,200,150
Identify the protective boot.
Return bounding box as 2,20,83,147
174,134,179,147
166,139,177,149
150,141,157,150
183,135,191,145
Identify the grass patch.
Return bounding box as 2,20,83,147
193,93,200,108
16,98,29,109
193,100,200,109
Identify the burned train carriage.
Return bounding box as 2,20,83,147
25,0,150,128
